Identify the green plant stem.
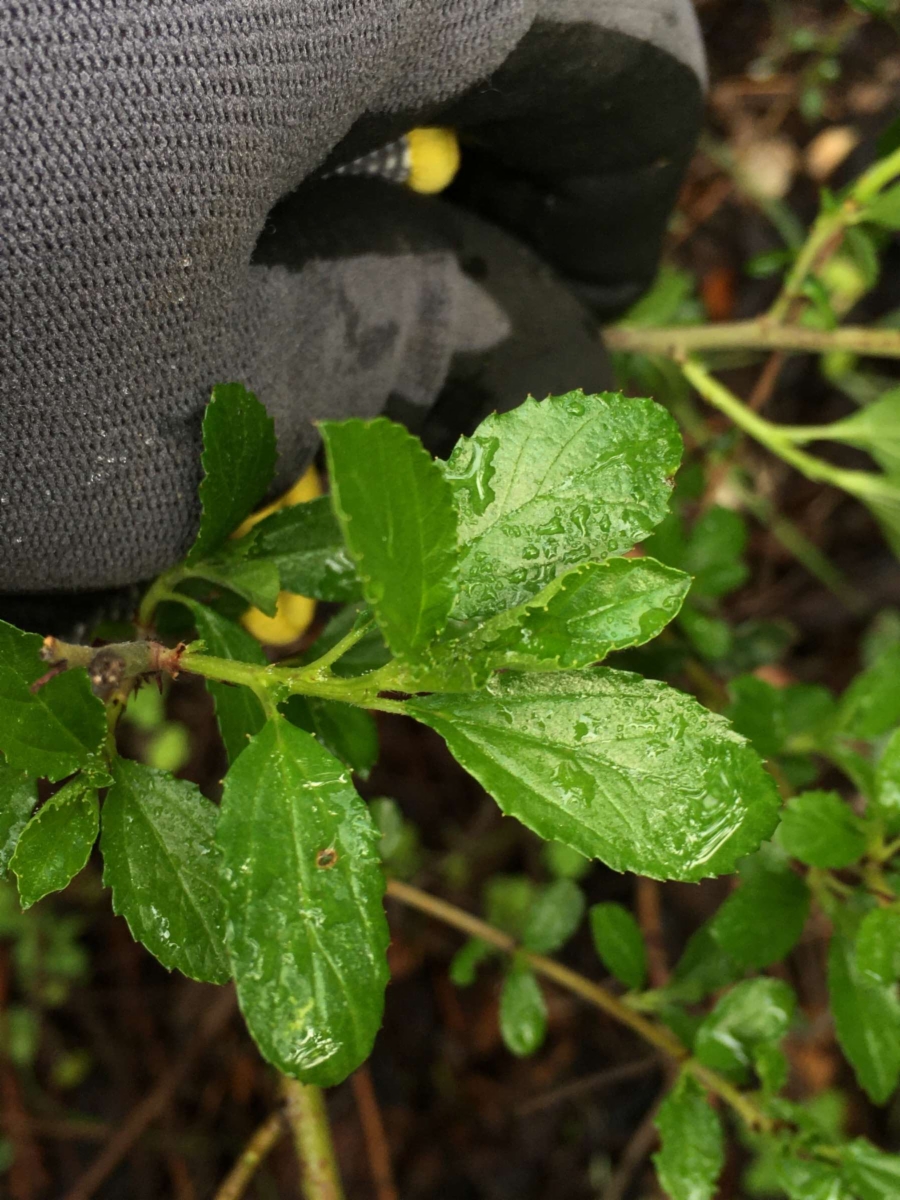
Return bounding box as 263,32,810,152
280,1078,345,1200
681,357,899,509
295,615,375,677
178,647,408,712
730,474,865,612
384,879,774,1134
606,321,900,360
213,1110,285,1200
136,566,193,630
771,143,900,323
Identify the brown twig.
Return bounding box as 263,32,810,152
213,1110,286,1200
62,986,237,1200
635,879,669,989
385,880,772,1135
351,1064,399,1200
602,1079,671,1200
516,1056,661,1118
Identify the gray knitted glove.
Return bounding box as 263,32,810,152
1,0,705,598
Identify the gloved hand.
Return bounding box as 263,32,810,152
0,0,705,621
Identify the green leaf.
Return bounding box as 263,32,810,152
727,675,789,759
836,643,900,739
653,1073,724,1200
543,841,591,881
0,620,107,782
176,599,267,764
867,184,900,230
678,608,732,662
589,902,648,990
815,390,900,476
444,391,682,622
485,875,536,938
246,498,361,602
874,728,900,832
522,879,585,954
829,929,900,1103
695,978,796,1081
841,1138,900,1199
754,1041,788,1096
11,778,98,909
479,558,690,670
282,695,378,779
187,382,278,563
406,669,780,882
684,506,749,600
499,964,547,1057
185,542,280,616
101,759,229,983
321,418,458,659
856,907,900,984
449,937,493,986
305,604,392,679
668,925,743,1004
778,790,868,868
370,798,422,879
709,857,809,969
218,716,389,1085
775,1155,853,1200
395,557,690,692
0,764,37,876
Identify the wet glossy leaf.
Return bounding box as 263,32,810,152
0,619,107,782
829,930,900,1103
178,599,267,764
101,759,229,983
841,1138,900,1199
444,392,682,622
874,728,900,832
407,669,780,882
778,790,868,868
856,907,900,985
589,902,648,990
836,643,900,739
499,964,547,1057
282,695,378,778
322,418,458,659
0,764,37,876
11,778,98,909
522,879,585,954
246,498,361,602
218,716,389,1085
709,858,809,968
653,1073,724,1200
188,383,278,563
695,978,796,1080
394,558,689,692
